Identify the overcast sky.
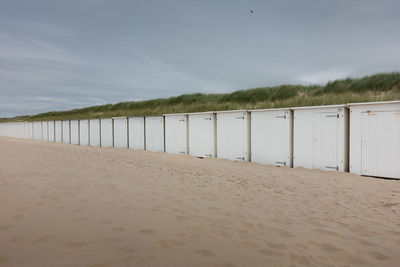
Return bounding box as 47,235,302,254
1,0,399,117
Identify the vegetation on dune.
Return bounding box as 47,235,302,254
1,72,400,122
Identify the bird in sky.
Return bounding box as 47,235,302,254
250,10,254,14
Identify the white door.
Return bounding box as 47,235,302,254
89,119,100,147
189,113,215,158
113,118,128,148
361,111,400,178
312,113,338,171
145,117,164,152
217,112,248,161
251,111,290,166
100,119,113,147
128,117,145,150
79,120,89,146
165,116,187,154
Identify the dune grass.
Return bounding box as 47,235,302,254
1,72,399,122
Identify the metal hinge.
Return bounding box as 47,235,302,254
326,166,339,170
179,151,186,154
275,115,286,119
204,154,212,157
236,157,245,160
235,116,245,120
204,117,212,120
276,161,286,165
179,119,186,122
326,114,339,118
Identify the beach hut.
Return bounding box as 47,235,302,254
33,121,43,140
89,119,100,147
250,108,293,167
48,121,55,142
145,116,164,152
62,120,70,144
293,105,348,172
79,119,89,146
187,112,216,158
348,101,400,179
100,118,113,147
164,113,188,155
70,120,79,145
42,121,48,141
113,117,128,148
128,117,145,150
55,121,62,142
216,110,250,161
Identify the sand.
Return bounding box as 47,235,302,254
0,137,399,267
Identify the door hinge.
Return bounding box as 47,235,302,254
204,117,212,120
326,114,339,118
236,157,245,160
275,115,286,119
325,166,339,170
205,154,212,157
235,116,245,120
276,161,286,165
179,151,186,154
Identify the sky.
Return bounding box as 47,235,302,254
1,0,400,117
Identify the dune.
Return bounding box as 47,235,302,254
0,137,399,266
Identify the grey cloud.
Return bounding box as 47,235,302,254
0,0,399,117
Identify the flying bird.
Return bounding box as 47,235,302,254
250,10,254,14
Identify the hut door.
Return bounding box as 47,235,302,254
361,111,400,178
312,112,339,170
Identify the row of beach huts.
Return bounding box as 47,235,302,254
1,101,399,179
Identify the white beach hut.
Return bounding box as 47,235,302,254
79,119,89,146
62,120,70,144
100,118,113,147
164,113,188,155
348,101,400,179
216,110,250,161
187,112,216,158
113,117,128,148
250,108,293,167
145,116,164,152
89,119,100,147
293,105,348,172
128,117,145,150
42,121,48,141
70,120,79,145
48,121,55,142
33,121,42,140
55,121,62,142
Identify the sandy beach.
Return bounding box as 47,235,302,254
0,137,399,266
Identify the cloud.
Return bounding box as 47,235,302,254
0,0,399,117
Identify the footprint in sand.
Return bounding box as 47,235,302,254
368,251,390,261
258,249,282,257
0,225,13,231
138,229,154,235
119,247,137,254
112,227,124,232
0,256,9,264
194,249,214,257
11,237,24,244
31,235,57,246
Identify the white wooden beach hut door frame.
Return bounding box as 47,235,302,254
188,112,216,158
164,114,188,154
250,109,292,166
216,111,250,161
113,117,128,148
361,110,400,178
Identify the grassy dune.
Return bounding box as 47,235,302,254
2,72,400,122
